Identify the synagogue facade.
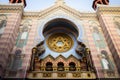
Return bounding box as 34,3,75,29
0,0,120,79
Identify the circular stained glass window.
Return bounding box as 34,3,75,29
47,33,73,53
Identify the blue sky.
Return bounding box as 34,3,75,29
0,0,120,12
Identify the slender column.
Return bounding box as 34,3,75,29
29,47,37,71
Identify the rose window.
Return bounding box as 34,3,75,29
47,33,73,52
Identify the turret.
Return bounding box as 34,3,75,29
92,0,109,10
9,0,26,7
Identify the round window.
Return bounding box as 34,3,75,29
47,33,73,53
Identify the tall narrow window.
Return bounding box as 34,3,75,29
16,19,31,48
16,27,29,48
92,27,106,48
0,15,7,38
7,49,24,76
114,17,120,36
12,50,22,70
93,27,100,41
100,50,114,70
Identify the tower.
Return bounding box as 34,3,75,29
9,0,26,7
92,0,109,10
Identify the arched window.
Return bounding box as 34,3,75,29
16,19,31,48
93,27,100,41
16,26,29,48
57,62,64,71
12,50,22,70
0,15,7,38
69,62,76,71
45,62,53,71
92,27,106,48
100,50,114,70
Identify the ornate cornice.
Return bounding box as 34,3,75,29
97,4,120,14
23,4,96,19
0,3,24,13
80,13,97,18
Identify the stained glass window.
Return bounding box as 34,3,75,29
0,19,7,37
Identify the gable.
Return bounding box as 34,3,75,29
24,4,82,19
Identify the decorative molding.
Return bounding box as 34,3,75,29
97,5,120,14
0,3,24,13
23,4,96,19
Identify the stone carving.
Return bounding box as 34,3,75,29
30,41,45,71
36,41,45,56
76,41,95,71
75,41,86,57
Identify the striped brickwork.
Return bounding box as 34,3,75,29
21,19,38,78
83,18,119,78
83,20,104,78
98,14,120,74
5,19,38,78
0,13,21,76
